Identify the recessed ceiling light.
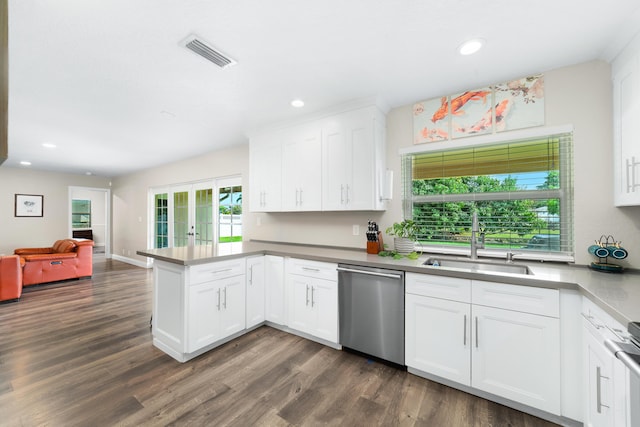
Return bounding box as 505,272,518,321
20,161,31,166
458,39,485,56
42,142,56,148
291,99,305,108
85,172,93,176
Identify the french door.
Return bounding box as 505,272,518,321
152,181,214,248
151,177,242,249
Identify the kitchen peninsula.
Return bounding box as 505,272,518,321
138,240,640,425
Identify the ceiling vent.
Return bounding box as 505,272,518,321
182,34,236,69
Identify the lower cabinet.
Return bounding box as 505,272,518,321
582,298,630,427
286,258,338,344
405,293,470,385
405,273,561,415
264,255,285,325
187,274,246,353
246,256,265,328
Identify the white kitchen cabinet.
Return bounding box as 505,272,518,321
286,258,338,344
264,255,286,325
405,273,561,416
321,106,386,211
187,271,246,353
471,304,560,414
152,258,246,362
246,256,265,328
406,293,471,385
249,102,387,212
582,297,630,427
612,32,640,206
249,131,282,212
282,123,322,211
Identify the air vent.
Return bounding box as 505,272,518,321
182,35,236,69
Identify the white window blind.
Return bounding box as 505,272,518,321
403,132,574,261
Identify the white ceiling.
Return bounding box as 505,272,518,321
6,0,640,177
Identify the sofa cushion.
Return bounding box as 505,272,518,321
53,239,77,253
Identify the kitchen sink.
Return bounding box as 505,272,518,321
422,257,533,276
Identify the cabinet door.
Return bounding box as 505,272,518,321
282,124,322,211
472,305,561,415
310,277,338,343
187,281,221,352
344,108,377,210
405,294,471,386
219,275,246,338
584,328,615,427
613,51,640,206
265,255,285,325
321,117,348,210
249,133,282,212
288,275,315,335
246,256,265,328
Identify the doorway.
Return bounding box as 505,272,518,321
68,186,111,257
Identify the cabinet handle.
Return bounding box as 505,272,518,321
596,366,610,413
463,315,467,346
261,191,266,207
627,156,639,193
223,287,227,309
305,284,310,306
311,286,315,307
249,265,253,285
475,317,479,348
341,184,345,204
302,267,320,272
299,189,303,205
581,312,604,329
345,184,350,204
217,288,221,311
211,268,233,275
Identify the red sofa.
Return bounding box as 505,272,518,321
0,255,23,302
15,239,94,286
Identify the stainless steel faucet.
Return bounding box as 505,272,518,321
470,211,485,260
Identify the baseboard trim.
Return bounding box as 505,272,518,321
111,254,151,268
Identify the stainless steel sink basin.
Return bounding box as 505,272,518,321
422,257,532,275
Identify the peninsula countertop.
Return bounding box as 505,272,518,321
137,241,640,327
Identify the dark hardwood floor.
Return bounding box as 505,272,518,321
0,256,559,426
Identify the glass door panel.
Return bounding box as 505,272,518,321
154,193,168,248
173,190,189,247
195,187,213,246
219,184,242,243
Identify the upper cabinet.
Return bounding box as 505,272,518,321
612,33,640,206
249,131,283,212
322,106,386,211
282,122,322,211
249,103,387,212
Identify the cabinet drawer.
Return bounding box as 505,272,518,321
472,281,559,318
406,273,471,303
286,258,337,281
189,259,245,285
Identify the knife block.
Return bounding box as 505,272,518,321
366,232,383,254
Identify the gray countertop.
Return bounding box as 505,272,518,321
137,241,640,327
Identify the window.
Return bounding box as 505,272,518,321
154,193,168,249
72,199,91,228
403,131,573,261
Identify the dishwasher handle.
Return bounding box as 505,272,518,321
337,267,403,280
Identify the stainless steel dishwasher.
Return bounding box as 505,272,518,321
337,264,405,365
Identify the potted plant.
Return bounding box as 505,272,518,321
386,220,418,254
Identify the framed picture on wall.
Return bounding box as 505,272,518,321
15,194,44,217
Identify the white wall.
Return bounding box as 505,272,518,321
0,167,111,255
112,60,640,268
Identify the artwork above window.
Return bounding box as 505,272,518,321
413,75,545,144
72,199,91,228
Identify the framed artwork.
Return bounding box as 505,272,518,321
413,74,545,144
15,194,44,217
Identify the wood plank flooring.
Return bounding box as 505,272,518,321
0,256,559,426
